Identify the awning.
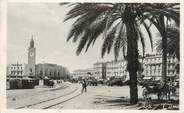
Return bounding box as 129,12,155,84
22,77,32,80
44,76,49,79
143,77,152,80
155,77,161,81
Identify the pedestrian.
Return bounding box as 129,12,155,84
142,85,148,108
81,79,87,93
142,85,152,109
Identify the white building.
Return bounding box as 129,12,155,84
142,54,179,81
93,62,106,79
72,68,95,79
93,54,178,82
93,59,129,80
106,60,128,79
7,63,29,78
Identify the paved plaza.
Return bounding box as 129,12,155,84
7,82,179,109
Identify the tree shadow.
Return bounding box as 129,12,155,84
93,95,133,107
93,95,179,110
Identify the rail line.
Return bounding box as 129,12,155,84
42,92,82,109
16,86,79,109
7,85,68,100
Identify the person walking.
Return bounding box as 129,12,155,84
81,79,87,93
142,84,152,109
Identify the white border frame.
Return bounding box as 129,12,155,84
0,0,183,113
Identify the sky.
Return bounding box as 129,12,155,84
7,3,159,72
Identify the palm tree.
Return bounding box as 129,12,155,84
155,24,179,74
155,25,179,60
61,3,179,104
143,3,179,86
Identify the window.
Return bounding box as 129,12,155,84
168,59,171,63
54,71,56,76
30,68,32,73
40,70,43,76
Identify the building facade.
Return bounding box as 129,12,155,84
72,68,95,79
142,54,179,81
7,63,28,78
106,60,128,79
93,54,178,82
35,63,70,79
7,37,70,80
93,62,106,79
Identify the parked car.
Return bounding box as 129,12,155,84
106,78,128,86
88,79,98,86
97,79,105,84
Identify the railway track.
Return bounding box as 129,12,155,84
8,85,68,100
16,85,81,109
42,92,82,109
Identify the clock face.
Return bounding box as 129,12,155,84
30,52,34,57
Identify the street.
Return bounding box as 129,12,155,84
7,82,179,109
7,82,144,109
60,84,145,109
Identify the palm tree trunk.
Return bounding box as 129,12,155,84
124,7,139,104
159,15,167,85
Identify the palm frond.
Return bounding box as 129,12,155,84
76,29,91,55
85,16,108,52
59,3,70,6
101,23,119,58
64,3,113,22
142,21,154,51
154,26,179,60
67,10,105,42
142,4,179,24
114,23,126,61
138,29,145,57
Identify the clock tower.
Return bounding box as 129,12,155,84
28,36,36,77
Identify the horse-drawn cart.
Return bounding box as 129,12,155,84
141,80,177,109
142,81,176,100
